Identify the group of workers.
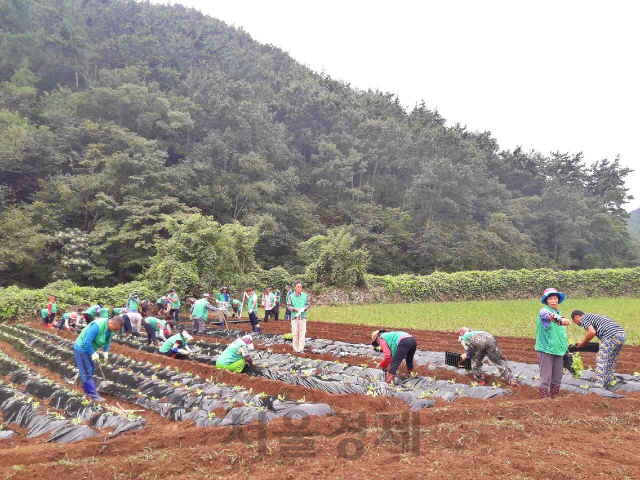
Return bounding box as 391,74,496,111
45,282,627,405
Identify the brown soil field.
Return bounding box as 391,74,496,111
0,322,638,479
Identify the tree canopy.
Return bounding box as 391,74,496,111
0,0,637,289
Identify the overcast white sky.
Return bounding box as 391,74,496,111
160,0,640,211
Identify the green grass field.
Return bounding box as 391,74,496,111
309,297,640,345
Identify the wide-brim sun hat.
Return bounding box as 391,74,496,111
242,334,255,350
541,288,566,305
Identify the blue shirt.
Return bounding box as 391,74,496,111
73,322,112,355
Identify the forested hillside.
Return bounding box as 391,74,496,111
1,0,637,289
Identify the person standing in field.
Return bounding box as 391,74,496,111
284,285,292,321
273,288,281,321
261,287,277,323
73,316,124,402
127,291,140,312
216,287,230,328
457,327,516,386
167,289,181,324
287,281,310,353
246,287,261,333
371,330,416,383
570,311,626,389
536,288,570,399
190,293,217,334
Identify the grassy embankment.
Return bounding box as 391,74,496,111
310,297,640,344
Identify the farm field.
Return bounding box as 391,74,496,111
309,297,640,345
0,320,640,479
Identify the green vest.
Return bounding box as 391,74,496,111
75,318,111,352
192,298,209,318
146,317,166,332
50,303,57,314
289,292,308,318
535,306,568,355
247,293,258,311
216,292,229,303
232,299,241,308
127,298,139,311
262,292,276,308
40,309,48,318
380,332,408,356
84,305,101,317
63,312,72,321
100,307,110,318
216,338,245,367
159,333,186,353
113,308,125,316
169,294,181,309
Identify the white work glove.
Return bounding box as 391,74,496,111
177,348,190,355
91,352,99,362
102,352,109,362
185,345,192,353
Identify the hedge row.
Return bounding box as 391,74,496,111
366,267,640,301
2,268,639,322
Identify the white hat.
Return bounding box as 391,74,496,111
203,293,210,297
241,334,255,350
182,330,193,341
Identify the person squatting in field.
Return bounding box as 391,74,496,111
231,299,242,318
246,287,261,333
288,281,310,353
159,331,194,359
73,316,124,402
216,335,255,373
457,328,516,386
143,316,170,346
570,310,626,389
41,295,57,326
57,310,82,331
262,287,278,322
371,330,416,384
536,288,571,399
190,293,217,333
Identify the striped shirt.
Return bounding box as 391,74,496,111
579,313,625,339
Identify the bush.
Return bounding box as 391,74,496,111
367,267,640,301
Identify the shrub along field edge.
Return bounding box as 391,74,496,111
1,267,639,326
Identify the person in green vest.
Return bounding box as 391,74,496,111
371,330,417,384
536,288,570,399
159,331,193,359
167,289,181,324
41,295,57,327
273,288,281,321
58,310,81,331
457,327,516,386
81,303,103,324
216,335,255,373
156,296,168,315
190,293,217,333
142,316,170,346
73,316,124,402
261,287,277,323
287,281,310,352
113,306,128,316
231,299,242,318
283,285,292,320
215,286,230,328
100,306,110,319
245,287,261,333
127,291,140,312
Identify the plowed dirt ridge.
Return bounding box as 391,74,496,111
0,321,638,480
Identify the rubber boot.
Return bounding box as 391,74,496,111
385,372,396,384
539,387,550,399
550,384,561,399
83,378,106,403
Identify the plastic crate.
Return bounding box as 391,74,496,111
568,342,600,353
445,352,471,369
